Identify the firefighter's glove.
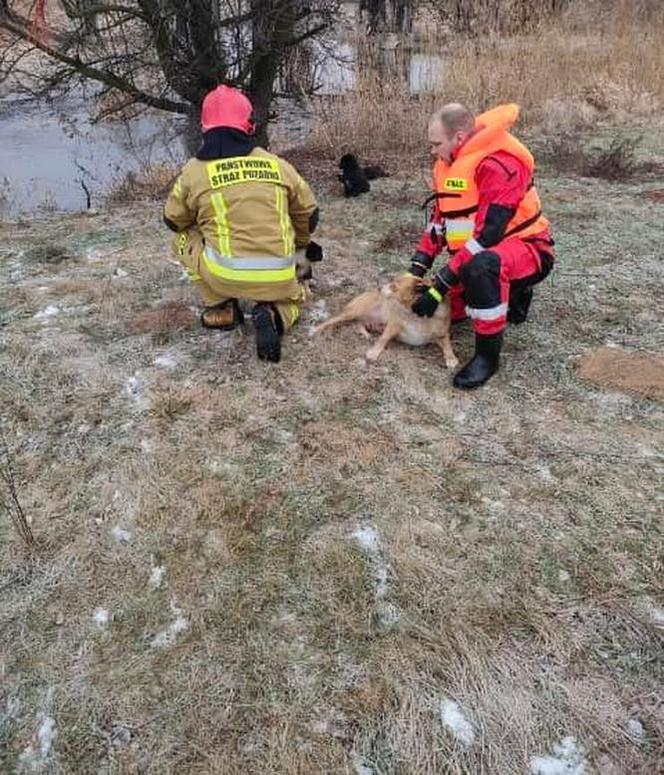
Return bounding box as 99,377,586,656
412,285,444,318
408,251,434,278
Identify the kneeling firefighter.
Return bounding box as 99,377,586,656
164,85,319,363
408,102,555,389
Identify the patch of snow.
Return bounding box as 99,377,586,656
111,525,132,544
352,754,374,775
111,725,132,747
558,570,571,582
309,299,329,323
207,458,240,477
38,715,56,758
19,715,57,771
536,464,555,483
273,429,295,445
530,736,586,775
149,564,166,589
7,697,20,718
354,526,380,555
647,604,664,628
625,718,645,745
125,373,148,411
94,608,110,628
150,605,190,649
114,267,128,278
34,305,60,320
440,699,475,747
376,601,401,628
154,352,178,369
353,526,400,627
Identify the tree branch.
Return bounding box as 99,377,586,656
0,4,190,113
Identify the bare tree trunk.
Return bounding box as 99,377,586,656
250,0,297,146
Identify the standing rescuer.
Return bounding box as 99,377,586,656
164,85,319,363
409,102,555,389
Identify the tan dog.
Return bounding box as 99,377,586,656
313,274,458,366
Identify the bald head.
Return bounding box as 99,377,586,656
427,103,475,163
430,103,475,137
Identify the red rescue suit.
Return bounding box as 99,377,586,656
416,104,554,334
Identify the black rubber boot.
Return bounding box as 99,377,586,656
507,285,533,325
453,332,503,390
253,303,283,363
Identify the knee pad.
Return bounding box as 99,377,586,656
459,251,501,286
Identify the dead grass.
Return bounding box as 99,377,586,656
309,3,664,158
107,163,179,205
0,141,663,774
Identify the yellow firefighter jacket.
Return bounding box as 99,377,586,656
164,147,317,299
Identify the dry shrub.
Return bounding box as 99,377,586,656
540,134,648,180
107,163,179,204
25,242,72,264
148,387,194,422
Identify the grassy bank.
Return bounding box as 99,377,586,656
1,133,663,773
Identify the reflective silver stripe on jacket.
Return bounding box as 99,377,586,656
465,303,508,321
205,246,294,270
465,238,484,255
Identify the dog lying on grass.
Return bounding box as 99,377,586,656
312,273,458,366
338,154,388,198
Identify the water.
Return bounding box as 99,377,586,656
0,49,444,217
0,94,187,216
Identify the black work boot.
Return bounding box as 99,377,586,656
453,332,503,390
507,286,533,325
253,303,283,363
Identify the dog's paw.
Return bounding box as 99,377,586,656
445,357,459,369
365,347,381,362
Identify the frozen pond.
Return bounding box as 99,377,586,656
0,50,444,216
0,94,187,216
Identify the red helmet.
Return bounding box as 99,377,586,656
201,85,254,134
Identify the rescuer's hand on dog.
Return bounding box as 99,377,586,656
408,251,434,278
412,284,444,317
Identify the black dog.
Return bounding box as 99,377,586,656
338,153,371,198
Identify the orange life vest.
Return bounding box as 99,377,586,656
433,104,548,251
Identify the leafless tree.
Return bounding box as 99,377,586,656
0,0,339,144
428,0,570,35
360,0,413,34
